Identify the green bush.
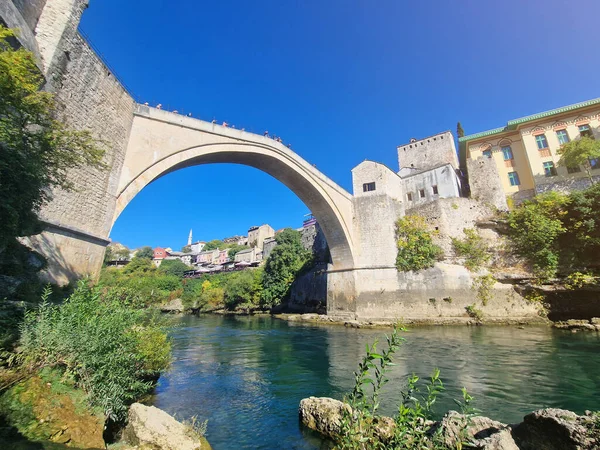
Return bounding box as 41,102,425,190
223,268,263,310
451,228,491,272
395,216,443,272
471,274,496,306
465,304,483,321
18,282,171,421
506,192,568,280
158,259,190,278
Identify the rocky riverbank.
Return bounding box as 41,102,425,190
299,397,600,449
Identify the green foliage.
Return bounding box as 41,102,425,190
337,326,475,450
557,137,600,182
135,246,154,259
564,272,598,290
17,282,171,421
223,268,263,310
203,240,224,251
158,259,190,278
506,192,569,280
261,229,312,308
395,216,443,272
0,26,104,249
559,183,600,270
465,304,483,321
471,274,495,306
456,122,465,138
182,245,192,253
123,256,154,274
451,228,491,272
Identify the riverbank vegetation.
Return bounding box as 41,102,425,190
336,325,476,449
505,184,600,282
99,227,313,313
0,281,172,444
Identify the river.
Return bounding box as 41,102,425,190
149,314,600,449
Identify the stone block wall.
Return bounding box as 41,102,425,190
351,264,540,323
31,31,135,282
466,156,508,210
397,131,458,176
39,33,135,239
406,197,496,255
12,0,48,30
535,174,600,195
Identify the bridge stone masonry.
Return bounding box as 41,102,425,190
4,0,542,322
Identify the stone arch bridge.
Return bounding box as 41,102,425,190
116,106,355,270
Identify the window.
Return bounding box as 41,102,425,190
556,129,570,145
432,185,439,195
407,192,413,201
579,124,594,139
508,172,520,186
543,161,557,177
501,146,513,160
363,182,376,192
419,189,425,198
567,165,581,174
535,134,549,149
482,150,492,158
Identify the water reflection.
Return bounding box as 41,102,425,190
151,315,600,450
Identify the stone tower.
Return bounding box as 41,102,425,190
187,229,193,246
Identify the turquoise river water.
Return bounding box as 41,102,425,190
149,315,600,450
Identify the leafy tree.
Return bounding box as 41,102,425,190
559,183,600,269
558,137,600,184
0,26,104,249
457,121,465,138
204,240,224,251
136,246,154,259
182,245,192,253
395,216,443,272
506,192,569,280
261,229,311,308
223,269,263,310
114,247,130,261
158,259,190,278
123,256,155,275
103,246,114,265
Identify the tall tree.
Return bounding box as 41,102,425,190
557,137,600,184
0,26,104,249
136,246,154,259
456,122,465,138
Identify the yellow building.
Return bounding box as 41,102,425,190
459,98,600,203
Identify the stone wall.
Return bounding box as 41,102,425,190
466,156,508,210
288,264,328,312
350,264,540,323
535,173,600,195
401,163,461,207
406,197,496,255
301,221,329,263
12,0,48,30
397,131,458,176
30,32,135,282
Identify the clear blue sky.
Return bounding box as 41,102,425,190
79,0,599,250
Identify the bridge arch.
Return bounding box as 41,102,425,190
114,106,356,269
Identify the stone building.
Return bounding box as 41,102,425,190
190,241,205,253
397,131,463,206
262,237,277,261
247,224,274,250
234,247,260,264
459,97,600,204
196,249,220,265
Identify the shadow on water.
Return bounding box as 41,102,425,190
149,315,600,450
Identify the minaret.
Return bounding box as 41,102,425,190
188,229,193,246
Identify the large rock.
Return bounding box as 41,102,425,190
160,298,184,313
435,410,517,449
512,408,596,450
123,403,211,450
299,397,351,439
